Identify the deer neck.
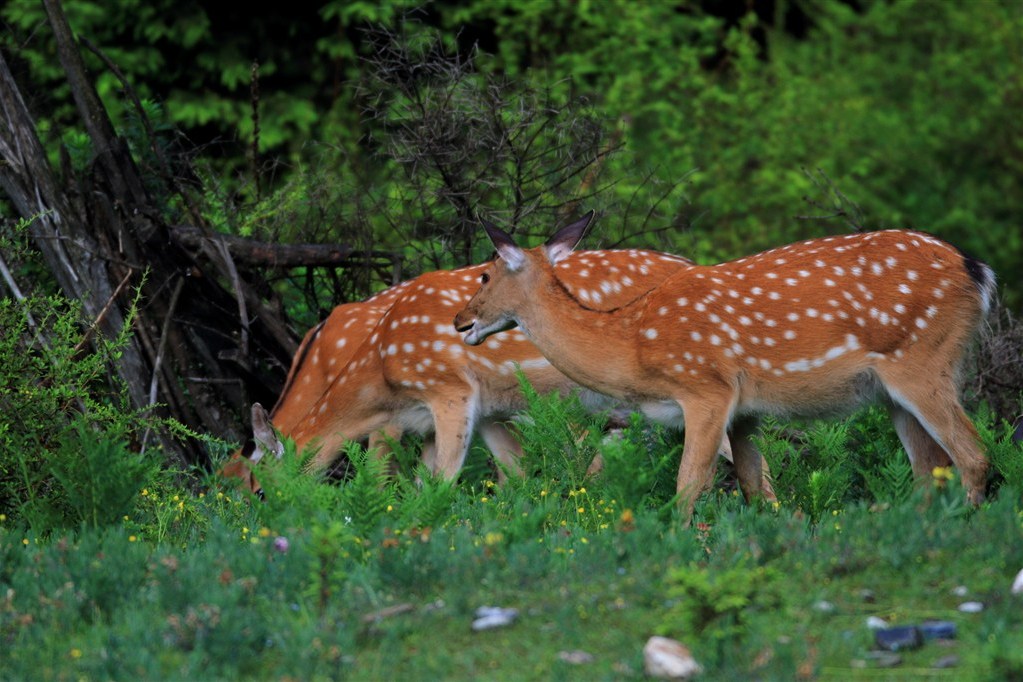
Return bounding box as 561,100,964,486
514,260,644,399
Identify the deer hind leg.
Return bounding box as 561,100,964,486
878,366,988,505
727,417,778,504
302,411,392,475
427,388,482,480
675,393,734,525
419,437,438,474
888,404,953,479
367,423,405,477
478,419,523,483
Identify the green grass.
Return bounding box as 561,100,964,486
2,396,1022,680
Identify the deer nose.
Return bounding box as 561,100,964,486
453,313,474,333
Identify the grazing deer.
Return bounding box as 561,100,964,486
454,212,994,522
275,249,691,478
222,284,532,490
227,247,768,494
220,289,406,495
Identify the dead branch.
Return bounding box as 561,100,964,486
170,225,398,269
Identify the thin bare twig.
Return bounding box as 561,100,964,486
213,236,250,363
72,267,135,357
140,273,185,455
796,167,867,232
79,36,207,228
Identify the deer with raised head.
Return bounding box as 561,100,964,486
454,212,994,522
229,247,769,493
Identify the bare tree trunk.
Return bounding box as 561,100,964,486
0,4,302,464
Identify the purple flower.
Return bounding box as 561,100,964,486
273,536,289,553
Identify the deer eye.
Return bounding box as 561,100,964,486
481,272,490,284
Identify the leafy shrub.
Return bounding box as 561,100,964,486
658,561,784,660
0,234,171,531
597,412,681,514
512,372,606,492
43,417,160,530
757,419,854,523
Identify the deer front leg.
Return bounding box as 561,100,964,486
427,388,482,480
478,419,523,483
675,397,734,525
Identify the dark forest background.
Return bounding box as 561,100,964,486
1,0,1021,478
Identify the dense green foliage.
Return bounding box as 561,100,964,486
3,0,1021,307
2,385,1022,679
2,4,1022,678
0,267,1019,678
0,221,211,528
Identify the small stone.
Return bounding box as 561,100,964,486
813,600,836,613
471,606,519,631
875,626,923,652
1012,568,1023,595
360,603,415,624
558,650,595,665
952,585,969,597
958,601,984,613
643,636,702,679
866,616,888,630
933,655,960,669
858,589,877,603
851,651,902,669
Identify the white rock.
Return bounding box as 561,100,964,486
643,636,702,679
471,606,519,631
866,616,888,630
952,585,969,597
813,600,836,613
557,650,594,665
958,601,984,613
1012,568,1023,595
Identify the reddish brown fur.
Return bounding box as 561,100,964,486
219,289,405,494
225,246,774,496
287,249,695,478
455,216,993,523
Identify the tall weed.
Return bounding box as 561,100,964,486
513,372,606,492
597,412,681,513
758,418,854,523
46,417,160,530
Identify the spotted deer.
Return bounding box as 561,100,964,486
222,280,538,493
233,247,768,492
220,290,406,495
454,212,994,522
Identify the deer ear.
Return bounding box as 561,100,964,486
482,219,526,271
545,211,593,264
250,402,282,462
